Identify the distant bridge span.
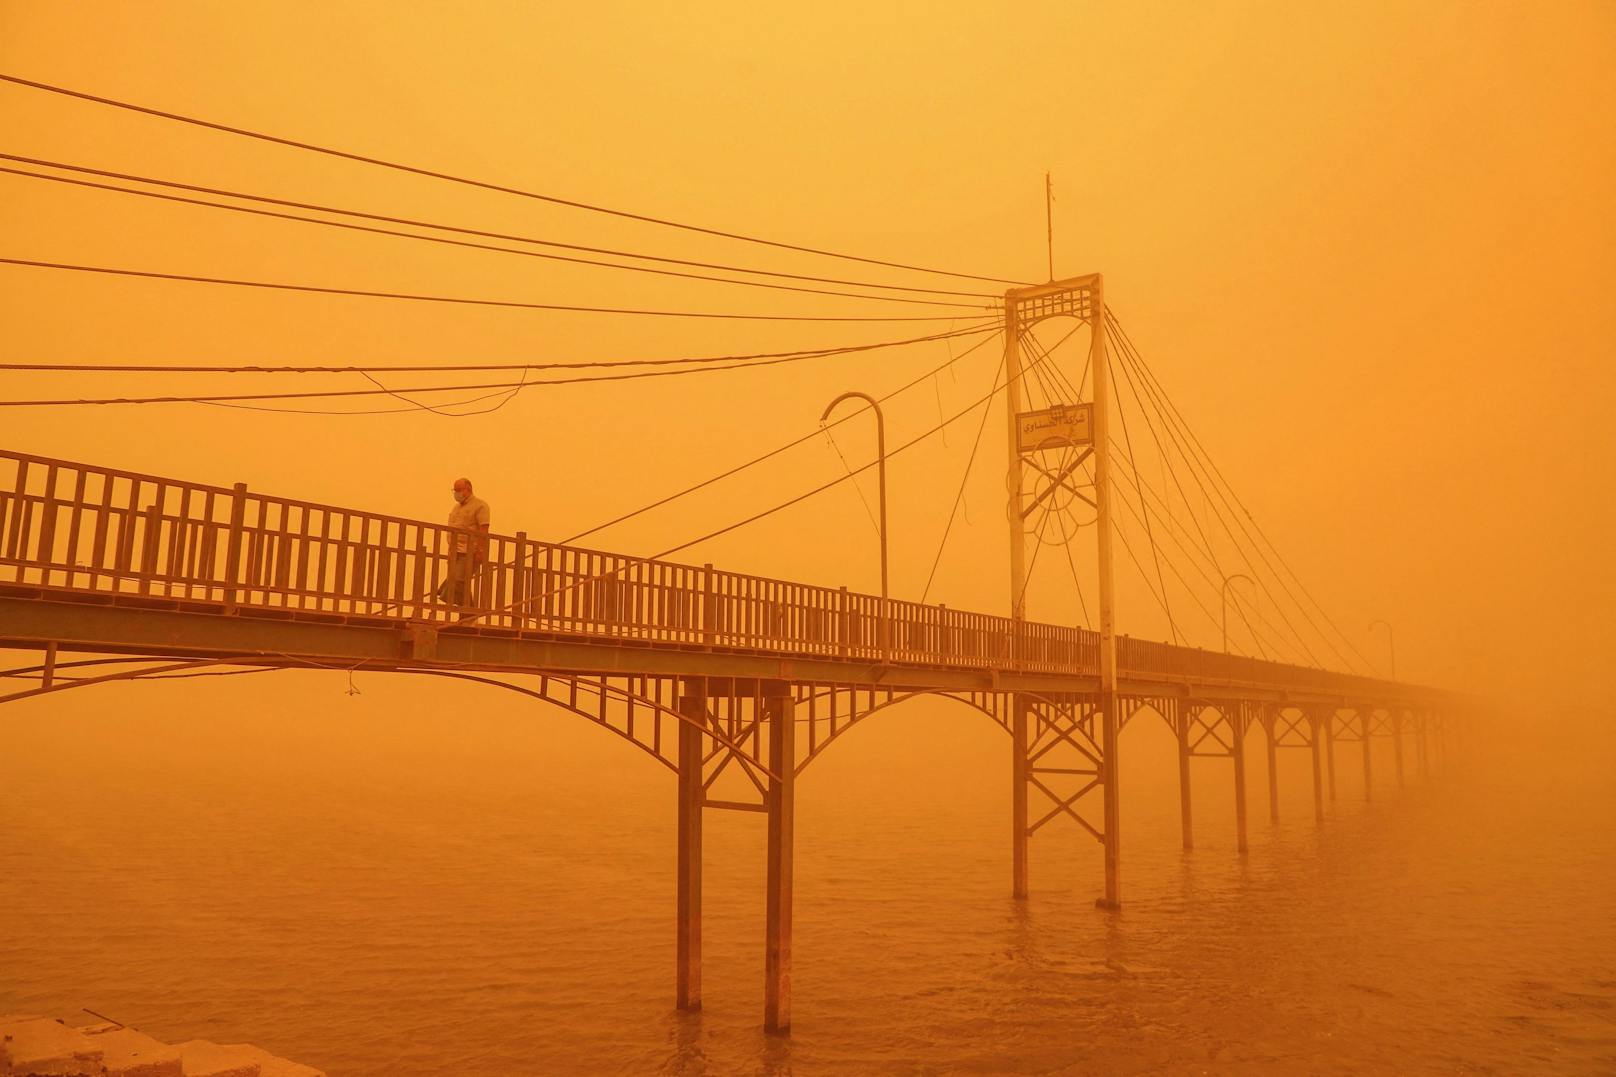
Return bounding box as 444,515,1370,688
0,447,1459,1031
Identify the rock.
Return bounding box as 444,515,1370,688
0,1016,105,1076
173,1041,260,1077
80,1026,183,1077
215,1047,323,1077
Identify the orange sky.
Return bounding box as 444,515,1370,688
1,0,1612,706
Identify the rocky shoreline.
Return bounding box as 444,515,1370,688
1,1014,323,1077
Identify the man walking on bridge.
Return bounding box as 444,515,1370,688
443,477,490,610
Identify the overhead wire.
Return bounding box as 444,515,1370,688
1103,315,1325,665
1104,438,1309,664
919,350,1005,604
644,336,1044,562
1106,311,1348,669
1112,311,1377,672
562,328,1004,544
1105,321,1223,574
0,328,997,409
0,164,994,311
0,73,1031,286
820,425,883,539
0,324,993,376
0,153,1001,300
1108,350,1177,644
0,257,997,324
920,320,1083,605
1099,453,1246,653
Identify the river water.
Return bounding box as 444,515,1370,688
2,674,1612,1074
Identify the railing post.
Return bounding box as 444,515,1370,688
513,531,529,630
222,482,247,611
137,501,161,595
837,585,850,659
702,563,717,648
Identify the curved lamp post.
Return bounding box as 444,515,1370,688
1369,619,1396,679
1220,572,1254,654
821,391,888,658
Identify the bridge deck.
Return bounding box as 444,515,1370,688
0,448,1431,706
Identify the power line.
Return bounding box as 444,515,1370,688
1105,437,1309,664
0,256,1000,323
646,332,1061,562
1108,350,1177,644
0,153,1000,300
470,332,1017,624
563,328,1004,544
0,324,994,375
1105,312,1351,670
0,330,998,408
0,164,994,312
1115,356,1325,665
919,350,1005,603
0,73,1031,286
1116,312,1377,672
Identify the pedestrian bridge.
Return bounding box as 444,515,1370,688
0,447,1458,1031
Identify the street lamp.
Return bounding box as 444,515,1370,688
821,391,888,657
1221,572,1253,654
1369,619,1396,679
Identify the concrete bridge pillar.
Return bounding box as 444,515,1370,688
1263,709,1280,823
1177,707,1194,852
763,690,796,1033
1011,694,1030,898
1417,711,1430,777
1324,710,1338,801
1232,710,1249,855
1393,709,1406,788
675,683,706,1010
1360,707,1374,802
1308,710,1326,822
1100,691,1122,909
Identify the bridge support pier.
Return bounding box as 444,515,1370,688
1011,695,1029,898
1232,709,1249,855
675,686,705,1011
1393,709,1406,788
1177,708,1194,851
1263,711,1280,823
764,691,796,1034
1324,711,1338,801
1417,712,1430,777
1101,691,1121,908
1361,708,1374,802
1309,711,1326,822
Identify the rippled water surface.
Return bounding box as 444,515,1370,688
3,676,1613,1074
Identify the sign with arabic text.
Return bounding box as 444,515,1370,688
1016,403,1093,454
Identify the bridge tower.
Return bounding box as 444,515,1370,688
1003,274,1120,909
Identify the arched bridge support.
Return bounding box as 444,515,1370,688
668,677,795,1032
1266,706,1329,824
1181,701,1254,853
1010,692,1117,905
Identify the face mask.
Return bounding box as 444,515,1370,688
453,490,467,504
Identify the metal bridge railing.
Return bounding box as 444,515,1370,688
0,448,1404,697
